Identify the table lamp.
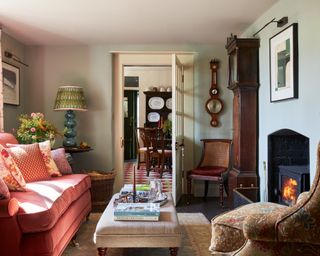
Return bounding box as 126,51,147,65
54,86,87,147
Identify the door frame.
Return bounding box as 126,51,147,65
112,52,194,200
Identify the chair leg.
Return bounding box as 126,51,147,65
219,179,224,207
187,177,192,205
204,180,209,199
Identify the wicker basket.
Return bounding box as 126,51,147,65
87,170,115,212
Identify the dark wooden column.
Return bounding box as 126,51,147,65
225,36,260,206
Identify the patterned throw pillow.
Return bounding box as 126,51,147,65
38,141,62,177
51,148,72,174
0,145,26,191
0,177,10,199
6,143,51,182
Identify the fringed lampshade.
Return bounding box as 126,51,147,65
54,86,87,147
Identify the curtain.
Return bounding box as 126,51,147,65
0,28,3,131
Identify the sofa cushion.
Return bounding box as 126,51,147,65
0,145,26,191
7,143,51,182
209,202,286,253
51,148,72,174
11,174,91,233
38,141,62,177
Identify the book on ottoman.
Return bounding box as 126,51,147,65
114,202,160,221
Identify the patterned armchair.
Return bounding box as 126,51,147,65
210,143,320,255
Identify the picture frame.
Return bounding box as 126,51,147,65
2,61,20,105
269,23,298,102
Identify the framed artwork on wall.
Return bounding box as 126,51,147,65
269,23,298,102
2,61,20,105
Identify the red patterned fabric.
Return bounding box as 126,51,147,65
38,141,61,177
11,174,91,233
0,177,10,199
51,148,72,174
7,143,51,182
0,145,26,191
191,166,226,176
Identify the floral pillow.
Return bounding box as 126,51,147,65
0,145,26,191
51,148,72,174
0,177,10,199
6,143,51,182
38,141,62,177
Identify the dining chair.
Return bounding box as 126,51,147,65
144,128,172,178
187,139,232,207
136,127,151,169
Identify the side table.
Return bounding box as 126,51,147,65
87,170,115,212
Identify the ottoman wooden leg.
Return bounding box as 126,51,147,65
169,247,178,256
97,247,107,256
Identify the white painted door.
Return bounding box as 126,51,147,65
172,54,184,205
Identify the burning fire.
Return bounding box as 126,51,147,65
282,178,298,204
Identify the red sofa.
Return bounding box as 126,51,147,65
0,133,92,256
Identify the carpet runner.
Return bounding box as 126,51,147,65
123,161,172,192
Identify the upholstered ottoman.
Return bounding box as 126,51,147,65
209,202,286,254
94,193,181,256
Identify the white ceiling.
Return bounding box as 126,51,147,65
0,0,278,46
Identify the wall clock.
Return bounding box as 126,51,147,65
206,59,223,127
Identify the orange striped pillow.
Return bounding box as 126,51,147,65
0,145,26,191
6,143,51,182
38,141,61,177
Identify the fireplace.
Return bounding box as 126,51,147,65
268,129,310,205
278,165,310,205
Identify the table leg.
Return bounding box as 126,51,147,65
169,247,178,256
97,247,107,256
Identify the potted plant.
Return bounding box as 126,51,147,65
163,119,172,139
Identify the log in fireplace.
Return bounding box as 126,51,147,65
268,129,310,205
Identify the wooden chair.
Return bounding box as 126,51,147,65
136,127,153,169
144,128,172,178
187,139,232,207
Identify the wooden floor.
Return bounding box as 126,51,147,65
176,195,230,221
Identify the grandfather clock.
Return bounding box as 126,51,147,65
225,35,260,205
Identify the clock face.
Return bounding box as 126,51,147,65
206,99,222,114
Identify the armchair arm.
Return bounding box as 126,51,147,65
296,191,309,204
0,198,22,255
243,211,285,242
0,198,19,217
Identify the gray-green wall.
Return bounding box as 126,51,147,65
22,44,232,180
2,32,27,131
242,0,320,200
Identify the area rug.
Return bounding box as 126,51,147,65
63,212,212,256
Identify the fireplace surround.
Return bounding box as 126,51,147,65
268,129,310,204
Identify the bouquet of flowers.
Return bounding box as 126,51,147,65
16,112,60,145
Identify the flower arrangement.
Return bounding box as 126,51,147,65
16,112,60,145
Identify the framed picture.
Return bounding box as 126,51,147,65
2,61,20,105
269,23,298,102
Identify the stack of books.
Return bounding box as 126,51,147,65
114,202,160,221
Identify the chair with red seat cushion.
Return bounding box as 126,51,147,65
187,139,232,207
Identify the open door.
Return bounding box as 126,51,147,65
172,54,184,205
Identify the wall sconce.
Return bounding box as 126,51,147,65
253,16,288,37
4,51,28,67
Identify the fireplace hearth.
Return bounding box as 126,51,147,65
268,129,310,204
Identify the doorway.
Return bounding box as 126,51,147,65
113,52,194,205
123,90,138,160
